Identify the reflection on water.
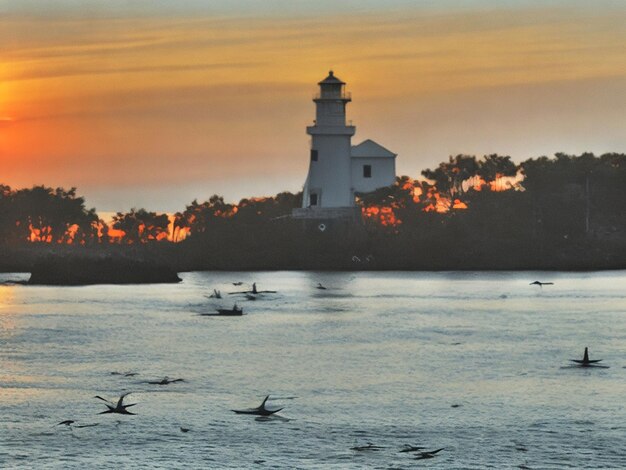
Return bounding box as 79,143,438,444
1,270,626,468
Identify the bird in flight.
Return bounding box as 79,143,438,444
147,377,185,385
571,347,604,367
530,281,554,287
414,448,445,460
232,395,283,416
94,392,137,415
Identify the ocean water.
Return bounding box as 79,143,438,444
1,270,626,469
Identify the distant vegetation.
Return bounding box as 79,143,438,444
1,152,626,271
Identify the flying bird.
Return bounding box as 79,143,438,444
530,281,554,287
94,392,137,415
232,395,283,416
56,420,75,427
56,420,99,428
316,283,327,290
148,377,185,385
399,444,426,453
571,347,604,367
414,448,445,460
110,371,138,377
351,442,384,451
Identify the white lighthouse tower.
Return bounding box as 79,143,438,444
302,71,355,210
293,71,397,221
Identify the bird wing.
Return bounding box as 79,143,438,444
427,448,445,455
94,395,114,405
117,392,132,407
260,395,270,408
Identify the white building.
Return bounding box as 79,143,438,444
294,71,396,219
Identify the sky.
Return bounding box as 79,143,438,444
1,0,625,212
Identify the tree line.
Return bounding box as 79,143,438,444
1,152,625,269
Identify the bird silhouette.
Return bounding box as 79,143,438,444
414,448,445,460
232,395,283,416
148,377,185,385
571,347,604,367
399,444,426,453
94,392,137,415
351,442,383,451
530,281,554,287
56,420,75,427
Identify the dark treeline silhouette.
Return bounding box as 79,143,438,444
1,152,626,272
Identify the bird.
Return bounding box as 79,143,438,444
530,281,554,287
399,444,426,453
148,377,185,385
94,392,137,415
56,420,99,429
180,427,190,433
56,420,75,427
207,289,222,299
316,283,327,290
571,347,604,367
232,395,283,416
232,282,243,286
351,442,383,451
110,371,138,377
414,448,445,460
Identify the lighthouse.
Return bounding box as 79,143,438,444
293,71,397,220
303,70,355,209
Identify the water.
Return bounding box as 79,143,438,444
1,271,626,469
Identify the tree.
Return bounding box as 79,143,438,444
478,154,518,191
422,155,480,209
112,208,170,244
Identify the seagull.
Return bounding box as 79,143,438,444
414,448,445,460
232,395,283,416
530,281,554,287
148,377,185,385
206,289,222,299
110,371,138,377
351,442,383,451
56,420,99,428
571,347,603,367
94,392,137,415
57,420,75,427
399,444,426,453
316,283,327,290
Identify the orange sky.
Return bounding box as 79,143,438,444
1,2,625,212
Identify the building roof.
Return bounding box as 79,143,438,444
351,139,397,158
318,70,345,85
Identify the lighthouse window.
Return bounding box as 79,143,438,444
310,193,318,206
311,149,318,161
363,165,372,178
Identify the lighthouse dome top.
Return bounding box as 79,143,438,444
318,70,345,85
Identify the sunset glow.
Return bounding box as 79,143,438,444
1,1,625,212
